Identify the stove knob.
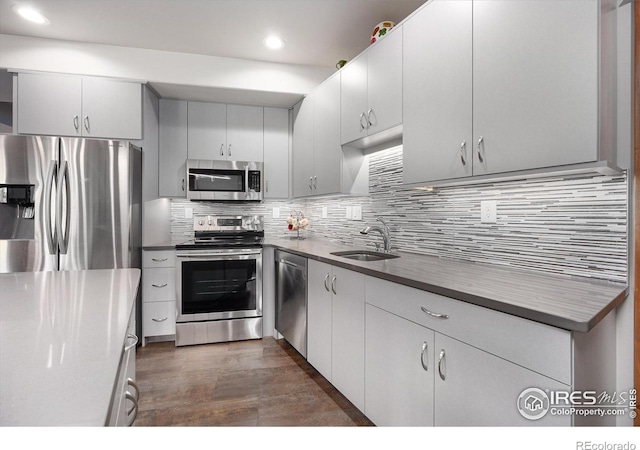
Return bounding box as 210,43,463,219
198,220,204,226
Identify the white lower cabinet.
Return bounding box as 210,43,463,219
307,259,365,411
365,304,434,426
434,333,569,426
108,307,139,426
362,276,606,427
142,250,176,345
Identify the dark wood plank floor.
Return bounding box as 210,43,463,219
134,337,374,426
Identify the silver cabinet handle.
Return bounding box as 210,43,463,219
420,306,449,320
366,108,373,126
151,283,168,288
152,317,168,322
331,275,337,295
313,176,317,190
421,341,429,372
127,378,140,402
460,141,467,166
228,144,231,157
359,112,367,130
266,180,269,193
477,136,484,163
73,115,79,131
152,257,168,262
323,273,330,292
438,349,446,381
220,144,225,156
83,115,90,133
309,176,313,190
181,178,185,192
125,333,138,352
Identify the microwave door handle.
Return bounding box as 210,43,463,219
245,166,250,197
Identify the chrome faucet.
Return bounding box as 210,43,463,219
360,218,391,252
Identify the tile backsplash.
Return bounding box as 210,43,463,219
171,146,628,283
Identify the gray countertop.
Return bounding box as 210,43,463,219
265,237,628,333
0,268,141,426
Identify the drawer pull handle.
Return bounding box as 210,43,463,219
152,317,168,322
152,257,168,262
151,283,168,288
438,349,446,381
421,341,428,372
420,306,449,320
125,333,138,352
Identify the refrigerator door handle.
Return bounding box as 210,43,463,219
56,160,71,255
44,160,58,255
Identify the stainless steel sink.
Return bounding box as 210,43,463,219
330,250,400,262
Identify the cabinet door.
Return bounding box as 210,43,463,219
292,96,315,198
434,333,570,426
17,72,82,136
226,104,264,162
263,107,290,198
187,101,227,160
403,0,472,184
313,74,342,196
365,304,434,426
159,99,188,197
340,54,368,144
367,26,403,136
81,77,142,139
307,259,332,381
331,266,365,411
472,0,598,175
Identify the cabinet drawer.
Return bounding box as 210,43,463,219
365,276,572,385
143,301,176,337
143,250,175,268
142,268,176,302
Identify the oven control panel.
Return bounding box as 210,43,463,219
193,215,264,232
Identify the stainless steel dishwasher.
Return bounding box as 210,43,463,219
275,250,307,358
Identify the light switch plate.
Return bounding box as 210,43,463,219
352,205,362,220
272,207,280,219
345,206,352,219
481,200,497,223
321,206,328,219
185,208,193,219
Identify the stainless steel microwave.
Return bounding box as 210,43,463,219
186,160,263,202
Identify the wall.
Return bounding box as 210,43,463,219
171,146,629,284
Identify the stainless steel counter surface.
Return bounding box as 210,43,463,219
265,237,627,333
0,268,141,426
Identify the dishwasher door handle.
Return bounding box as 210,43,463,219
278,259,303,269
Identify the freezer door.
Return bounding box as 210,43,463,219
58,138,138,270
0,135,58,273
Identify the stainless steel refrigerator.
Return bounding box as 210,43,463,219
0,134,142,327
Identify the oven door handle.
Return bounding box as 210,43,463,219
177,251,262,260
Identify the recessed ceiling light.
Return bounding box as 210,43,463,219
12,4,50,25
264,35,284,50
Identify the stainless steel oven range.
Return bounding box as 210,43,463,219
175,215,264,346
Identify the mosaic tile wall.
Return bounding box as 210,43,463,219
171,146,628,283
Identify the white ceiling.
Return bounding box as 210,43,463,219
0,0,426,68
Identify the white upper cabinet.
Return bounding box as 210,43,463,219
158,99,188,198
340,26,402,146
187,102,264,162
403,0,602,185
263,107,290,198
292,94,315,198
403,0,473,183
17,72,142,140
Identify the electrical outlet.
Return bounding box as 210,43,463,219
321,206,328,219
272,207,280,219
185,208,193,219
345,206,352,219
481,200,497,224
